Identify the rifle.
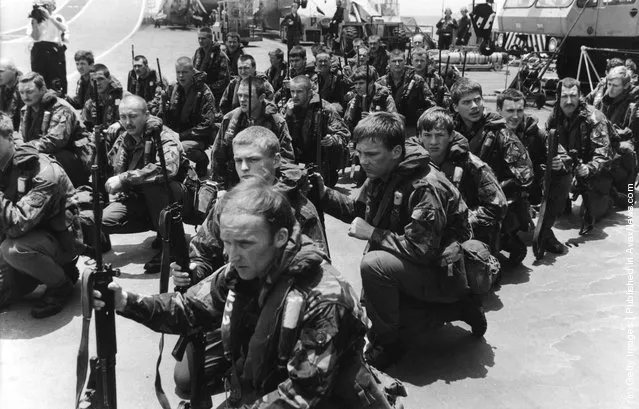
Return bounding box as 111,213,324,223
532,129,557,260
407,41,412,66
156,58,167,119
247,75,254,126
568,149,595,235
153,130,211,409
131,45,135,66
461,50,468,77
76,91,121,409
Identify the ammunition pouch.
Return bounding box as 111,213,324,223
181,173,222,226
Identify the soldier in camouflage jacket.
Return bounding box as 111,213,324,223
0,114,79,318
93,180,402,409
17,72,91,187
319,113,486,370
0,60,23,130
192,28,231,103
81,64,123,130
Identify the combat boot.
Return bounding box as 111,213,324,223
31,278,74,319
544,230,566,255
63,257,80,285
458,295,487,337
502,234,527,265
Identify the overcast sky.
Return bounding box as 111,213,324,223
399,0,504,16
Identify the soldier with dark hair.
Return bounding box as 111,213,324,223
127,55,166,102
451,78,534,264
150,57,219,177
92,178,403,408
81,63,124,130
283,75,349,187
265,48,288,94
17,71,91,187
212,77,294,187
415,108,507,252
377,49,435,134
193,27,231,102
412,47,449,107
0,112,80,318
66,50,94,109
311,51,349,114
0,59,23,130
546,77,615,234
496,89,547,207
368,35,389,77
344,66,396,133
317,112,486,370
225,31,244,75
219,54,274,115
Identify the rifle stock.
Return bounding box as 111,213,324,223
532,129,557,259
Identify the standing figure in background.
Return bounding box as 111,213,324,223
28,0,69,95
281,2,303,53
436,8,458,50
456,7,472,46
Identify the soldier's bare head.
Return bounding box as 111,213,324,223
451,78,484,126
351,66,377,96
0,58,18,86
353,112,405,180
232,126,281,181
389,49,406,75
198,27,213,49
496,88,525,131
412,34,425,48
133,55,150,77
417,107,454,166
74,50,94,77
218,178,295,280
268,48,285,66
238,77,267,114
118,95,150,137
315,52,331,74
175,57,195,88
90,63,112,93
226,32,241,52
289,46,307,71
368,35,381,50
557,77,580,118
18,72,47,107
237,55,257,79
411,48,429,71
606,66,631,99
289,75,313,107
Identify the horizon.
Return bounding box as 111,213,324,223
399,0,504,17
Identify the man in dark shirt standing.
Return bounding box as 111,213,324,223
281,2,303,52
456,7,472,46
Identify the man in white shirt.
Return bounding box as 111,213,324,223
28,0,69,96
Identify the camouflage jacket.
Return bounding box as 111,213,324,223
127,69,166,102
344,83,397,133
193,45,231,100
219,74,275,115
0,76,23,131
284,93,350,167
264,62,288,94
18,91,85,154
226,46,244,76
546,102,614,177
106,116,185,187
310,71,349,109
66,74,91,110
595,87,639,152
211,105,295,187
81,76,124,130
454,111,534,200
585,79,606,108
150,71,219,146
118,232,376,409
412,132,507,230
416,67,450,107
377,67,435,126
512,115,548,168
190,166,328,283
0,145,78,250
322,141,472,265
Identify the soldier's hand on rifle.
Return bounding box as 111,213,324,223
93,281,127,312
551,155,564,171
576,164,589,178
171,262,197,288
285,99,295,115
348,217,375,241
320,135,339,147
105,175,125,194
309,170,327,199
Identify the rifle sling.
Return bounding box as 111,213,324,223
75,269,94,408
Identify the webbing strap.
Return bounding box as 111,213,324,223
75,269,94,408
